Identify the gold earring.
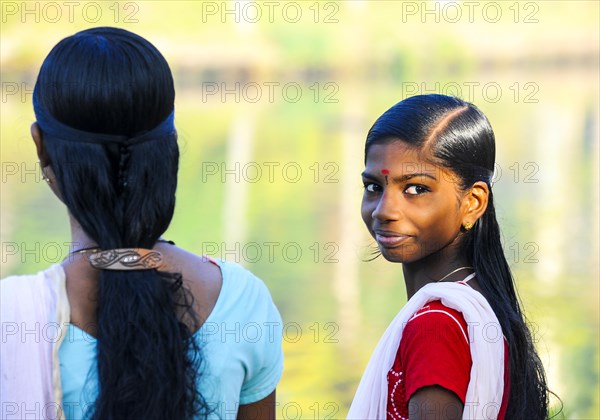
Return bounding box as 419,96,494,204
40,164,53,184
463,221,473,231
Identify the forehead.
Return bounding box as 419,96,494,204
365,141,438,175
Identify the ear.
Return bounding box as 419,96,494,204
31,122,50,166
462,181,489,227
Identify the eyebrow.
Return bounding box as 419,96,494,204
361,172,438,183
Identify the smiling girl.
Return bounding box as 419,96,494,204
348,94,549,419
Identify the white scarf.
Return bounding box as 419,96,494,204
347,280,504,420
1,264,69,420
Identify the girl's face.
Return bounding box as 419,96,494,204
361,140,469,264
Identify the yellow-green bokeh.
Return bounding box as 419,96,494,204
1,1,598,418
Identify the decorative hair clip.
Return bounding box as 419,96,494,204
86,248,163,270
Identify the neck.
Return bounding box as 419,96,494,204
62,213,99,272
68,214,98,252
401,243,471,299
61,213,101,323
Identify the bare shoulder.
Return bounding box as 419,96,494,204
158,243,222,323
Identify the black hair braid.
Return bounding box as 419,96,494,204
117,140,132,196
33,27,211,419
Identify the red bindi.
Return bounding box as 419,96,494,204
381,169,390,185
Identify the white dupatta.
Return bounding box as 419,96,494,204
347,280,504,420
1,264,70,420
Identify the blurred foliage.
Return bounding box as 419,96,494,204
2,1,598,418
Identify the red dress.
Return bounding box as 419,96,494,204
386,300,510,420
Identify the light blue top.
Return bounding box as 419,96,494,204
59,259,284,419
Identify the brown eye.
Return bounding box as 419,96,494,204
404,185,429,195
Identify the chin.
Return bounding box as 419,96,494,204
379,238,431,263
379,246,419,264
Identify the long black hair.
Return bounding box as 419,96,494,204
33,27,209,419
365,94,550,418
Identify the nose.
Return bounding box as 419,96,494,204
372,190,400,222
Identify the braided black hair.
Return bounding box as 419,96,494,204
33,27,210,419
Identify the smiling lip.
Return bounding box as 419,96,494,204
374,230,411,247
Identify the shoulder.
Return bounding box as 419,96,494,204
1,266,66,406
399,301,473,404
1,263,63,284
199,260,284,402
213,261,284,403
215,259,279,316
218,260,271,292
157,245,223,316
155,245,281,323
408,282,499,345
412,300,468,325
1,264,64,306
1,264,66,346
403,300,470,347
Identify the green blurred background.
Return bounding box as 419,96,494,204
1,1,598,418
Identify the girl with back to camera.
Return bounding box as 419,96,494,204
348,94,550,419
1,27,282,420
